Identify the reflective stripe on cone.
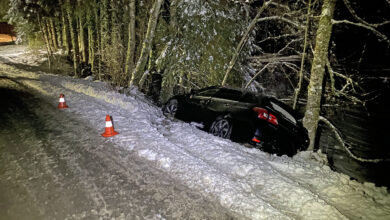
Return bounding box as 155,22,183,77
101,115,119,137
58,94,68,109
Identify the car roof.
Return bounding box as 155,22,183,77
197,86,262,95
195,86,266,103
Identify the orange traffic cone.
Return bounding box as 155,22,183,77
58,94,69,109
101,115,119,137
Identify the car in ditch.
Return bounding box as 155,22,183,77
162,86,309,156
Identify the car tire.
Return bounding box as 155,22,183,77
209,117,232,139
163,99,178,118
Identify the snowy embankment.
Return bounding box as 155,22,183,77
1,52,390,219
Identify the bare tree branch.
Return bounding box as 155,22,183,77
248,54,300,63
257,33,299,44
280,64,295,89
325,58,367,104
342,0,390,27
257,16,304,29
276,38,302,55
332,19,390,46
269,2,290,11
244,62,274,89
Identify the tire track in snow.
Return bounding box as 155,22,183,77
266,159,389,220
31,102,113,217
0,82,110,218
22,69,330,219
157,120,348,219
1,63,239,219
51,76,341,218
0,72,115,217
155,121,292,219
0,148,45,218
37,92,239,219
13,68,288,218
56,78,293,218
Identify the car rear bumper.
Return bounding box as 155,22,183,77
250,120,309,151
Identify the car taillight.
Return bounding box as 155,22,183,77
253,107,278,125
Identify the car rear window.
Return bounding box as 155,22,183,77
270,101,297,124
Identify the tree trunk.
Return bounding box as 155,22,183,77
87,3,97,74
38,16,52,68
44,19,54,52
60,0,71,56
66,0,80,77
125,0,136,78
49,18,59,51
88,24,95,71
303,0,337,151
56,18,63,48
130,0,163,88
110,0,119,40
100,0,110,61
94,1,101,78
170,0,178,30
79,1,88,63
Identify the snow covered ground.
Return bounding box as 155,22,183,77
1,46,390,219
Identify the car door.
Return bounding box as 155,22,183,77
204,88,244,117
186,88,219,122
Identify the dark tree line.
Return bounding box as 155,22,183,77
7,0,156,87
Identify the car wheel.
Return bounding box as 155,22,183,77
209,117,232,139
163,99,178,118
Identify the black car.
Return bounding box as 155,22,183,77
162,86,309,156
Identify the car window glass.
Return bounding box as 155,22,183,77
270,101,297,124
214,89,242,101
240,92,262,103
